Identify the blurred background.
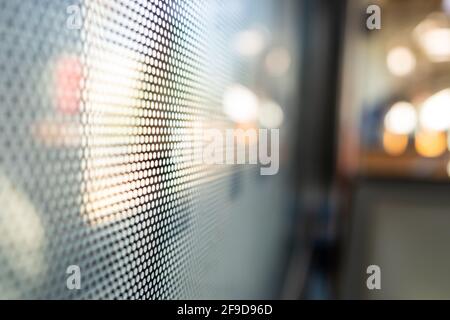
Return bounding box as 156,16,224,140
337,0,450,299
0,0,450,299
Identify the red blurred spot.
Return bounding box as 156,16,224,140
55,56,82,115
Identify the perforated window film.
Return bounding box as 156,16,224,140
0,0,300,299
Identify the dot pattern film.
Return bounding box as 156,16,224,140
0,0,295,299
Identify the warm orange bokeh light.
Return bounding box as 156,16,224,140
415,130,447,158
383,131,408,156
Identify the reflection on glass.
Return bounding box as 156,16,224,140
265,47,292,77
223,84,259,124
258,100,284,129
383,131,408,156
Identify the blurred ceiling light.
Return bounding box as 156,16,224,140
419,89,450,131
384,101,417,135
383,131,408,156
233,29,266,57
223,84,258,123
415,15,450,62
265,47,292,77
258,100,284,128
415,130,447,158
386,46,416,77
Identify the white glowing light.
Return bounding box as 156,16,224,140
386,46,416,77
223,85,259,123
415,15,450,62
420,28,450,62
233,29,266,57
420,89,450,131
81,1,144,226
384,102,418,135
258,100,284,128
265,47,292,77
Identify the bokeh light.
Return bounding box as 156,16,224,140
415,15,450,62
265,47,292,77
384,101,418,135
223,84,259,123
258,100,284,128
233,28,266,57
419,89,450,132
383,131,409,156
386,46,416,77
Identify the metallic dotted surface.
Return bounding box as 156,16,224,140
0,0,294,299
